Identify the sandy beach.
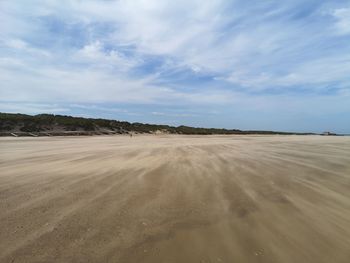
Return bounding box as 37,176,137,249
0,135,350,263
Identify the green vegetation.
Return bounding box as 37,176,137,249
0,112,313,136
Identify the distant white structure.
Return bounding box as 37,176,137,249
322,131,336,136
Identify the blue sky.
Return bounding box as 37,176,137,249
0,0,350,133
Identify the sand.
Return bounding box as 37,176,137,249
0,135,350,263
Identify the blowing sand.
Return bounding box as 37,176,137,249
0,135,350,263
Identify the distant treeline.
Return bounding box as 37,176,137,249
0,112,314,135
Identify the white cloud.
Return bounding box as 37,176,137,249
74,41,141,70
0,55,234,105
6,39,28,49
0,0,350,107
0,102,69,114
332,7,350,35
2,38,51,57
151,111,197,117
225,53,350,89
70,104,129,113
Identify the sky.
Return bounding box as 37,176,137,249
0,0,350,133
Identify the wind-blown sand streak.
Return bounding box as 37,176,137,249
0,135,350,263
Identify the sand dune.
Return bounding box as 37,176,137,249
1,135,350,263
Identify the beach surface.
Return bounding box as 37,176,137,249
1,135,350,263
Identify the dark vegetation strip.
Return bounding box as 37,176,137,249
0,112,314,136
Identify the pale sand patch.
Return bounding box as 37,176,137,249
0,135,350,262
